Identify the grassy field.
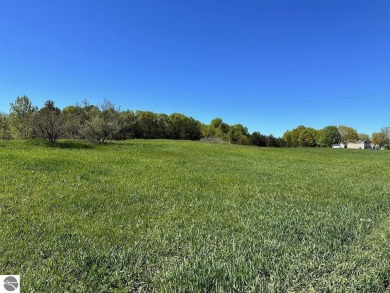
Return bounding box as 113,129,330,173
1,139,390,292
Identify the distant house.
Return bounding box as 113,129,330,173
338,140,372,149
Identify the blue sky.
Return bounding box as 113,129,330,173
1,1,389,137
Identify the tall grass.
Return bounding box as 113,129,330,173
1,140,389,292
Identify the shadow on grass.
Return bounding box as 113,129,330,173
26,139,96,149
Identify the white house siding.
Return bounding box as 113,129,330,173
340,141,372,149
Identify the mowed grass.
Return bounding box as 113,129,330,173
1,139,390,292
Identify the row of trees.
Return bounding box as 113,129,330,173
201,118,284,147
1,96,285,146
282,125,390,148
0,96,204,143
1,96,389,148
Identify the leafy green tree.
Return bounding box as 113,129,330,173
371,132,389,147
210,118,223,128
358,133,370,141
201,118,231,141
0,113,12,140
291,125,306,147
338,125,358,147
282,130,293,147
266,134,280,147
298,128,317,147
115,110,138,139
9,95,38,139
218,121,230,138
80,115,106,143
250,131,267,147
135,111,161,138
80,99,120,143
318,126,341,147
381,127,390,141
201,124,216,138
78,99,100,124
283,126,317,147
62,100,101,139
228,124,249,144
62,105,83,138
32,100,64,143
167,113,201,140
156,114,169,138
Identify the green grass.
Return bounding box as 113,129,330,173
1,139,390,292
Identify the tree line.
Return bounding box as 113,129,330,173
282,125,390,148
0,95,389,148
0,96,203,143
0,96,285,146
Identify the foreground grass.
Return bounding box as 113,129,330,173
1,139,390,292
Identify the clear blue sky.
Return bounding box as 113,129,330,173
1,1,389,137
